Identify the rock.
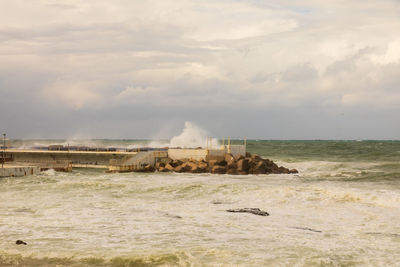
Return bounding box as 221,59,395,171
211,165,227,174
278,166,290,174
143,164,155,172
252,161,267,174
251,154,262,161
16,240,27,245
158,166,171,172
235,155,245,161
180,162,193,172
170,160,183,168
208,160,218,167
245,152,252,157
226,169,239,175
289,169,299,174
174,165,185,173
226,208,269,216
237,158,249,172
224,153,235,163
155,162,165,170
227,161,237,170
164,163,175,171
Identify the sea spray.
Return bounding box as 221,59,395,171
148,121,219,148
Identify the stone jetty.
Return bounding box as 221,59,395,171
152,152,298,175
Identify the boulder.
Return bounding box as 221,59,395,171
252,161,267,174
143,164,155,172
158,166,169,172
155,162,165,170
235,155,245,161
278,166,290,174
170,160,183,168
174,165,185,173
251,154,262,161
224,153,235,163
164,163,175,171
226,169,239,175
182,162,195,172
211,165,227,174
289,169,299,174
237,158,249,172
227,161,237,170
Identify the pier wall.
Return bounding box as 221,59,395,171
5,150,134,167
0,166,40,178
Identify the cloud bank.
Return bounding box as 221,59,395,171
0,0,399,139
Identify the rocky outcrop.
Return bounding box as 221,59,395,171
154,152,298,175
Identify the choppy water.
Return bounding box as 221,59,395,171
1,140,400,266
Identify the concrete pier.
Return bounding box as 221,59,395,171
0,165,40,178
2,145,246,173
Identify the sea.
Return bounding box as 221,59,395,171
1,140,400,266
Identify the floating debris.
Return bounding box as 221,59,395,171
226,208,269,216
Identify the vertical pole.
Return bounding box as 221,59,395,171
2,133,5,168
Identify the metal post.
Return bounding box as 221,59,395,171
2,133,5,168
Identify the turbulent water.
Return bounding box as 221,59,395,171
1,140,400,266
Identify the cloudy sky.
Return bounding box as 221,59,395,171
1,0,400,139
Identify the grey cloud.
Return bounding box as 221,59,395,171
1,0,400,139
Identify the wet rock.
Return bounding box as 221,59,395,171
170,160,183,168
237,158,249,172
155,162,165,170
289,169,299,174
226,208,269,216
16,240,27,245
251,154,262,161
226,169,239,175
211,165,227,174
143,164,155,172
164,163,175,171
224,153,235,163
235,155,245,161
174,165,185,173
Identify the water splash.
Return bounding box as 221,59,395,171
148,121,219,148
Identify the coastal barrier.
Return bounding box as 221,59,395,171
1,144,247,175
0,165,40,178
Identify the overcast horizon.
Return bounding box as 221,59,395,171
1,0,400,140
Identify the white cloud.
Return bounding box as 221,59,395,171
1,0,400,138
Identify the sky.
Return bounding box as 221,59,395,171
0,0,400,140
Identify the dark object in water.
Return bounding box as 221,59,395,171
292,226,322,233
16,240,27,245
226,208,269,216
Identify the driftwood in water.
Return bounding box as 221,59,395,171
16,240,27,245
226,208,270,216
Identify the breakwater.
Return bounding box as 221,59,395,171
2,145,296,176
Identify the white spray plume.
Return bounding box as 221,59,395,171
148,121,219,148
169,121,219,148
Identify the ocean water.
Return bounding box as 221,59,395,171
1,140,400,266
